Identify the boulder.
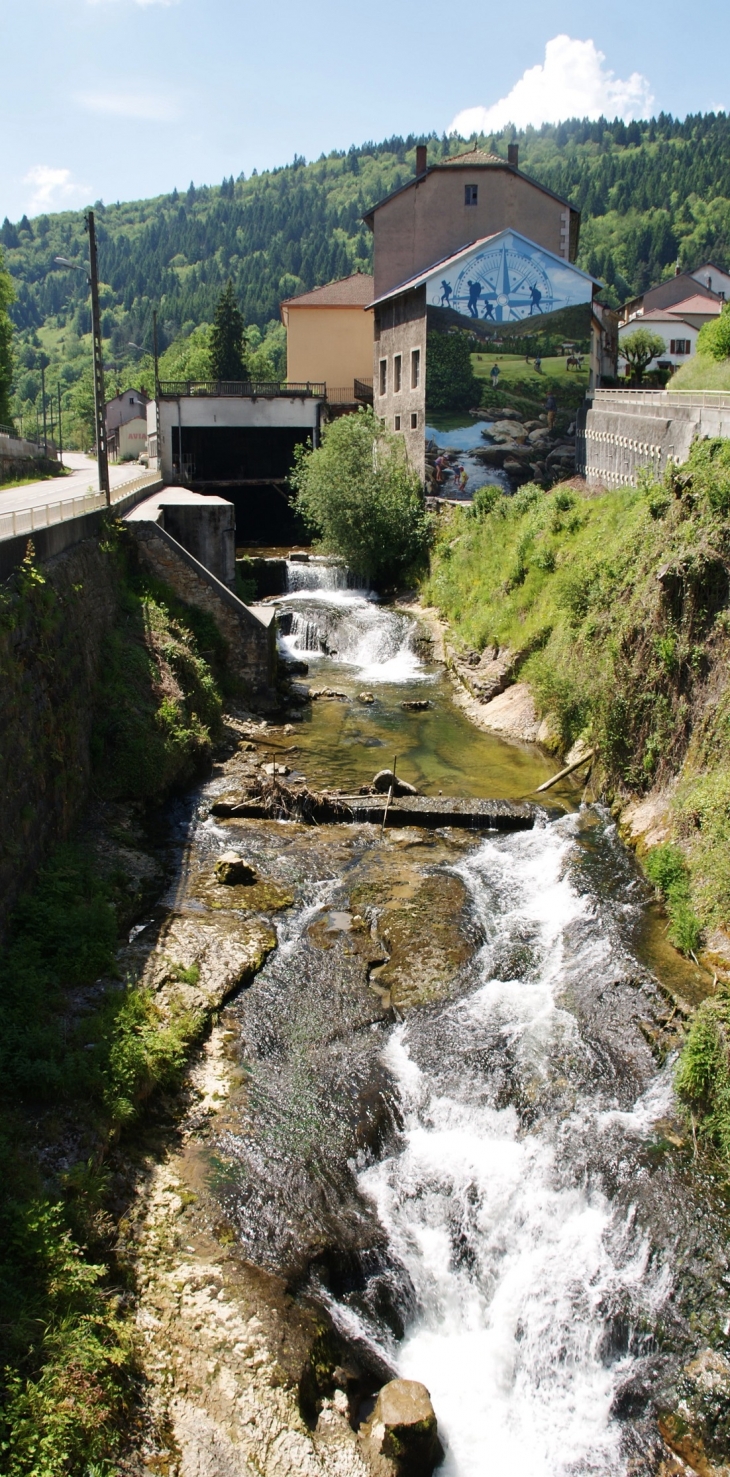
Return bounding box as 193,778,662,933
658,1349,730,1475
214,852,258,886
262,761,289,777
401,699,431,711
372,769,419,797
361,1379,441,1475
358,691,375,704
489,419,527,442
310,688,349,701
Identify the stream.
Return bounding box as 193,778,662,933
189,559,728,1475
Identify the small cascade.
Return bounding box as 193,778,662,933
277,557,421,683
285,557,355,592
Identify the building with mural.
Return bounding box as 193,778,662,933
368,228,599,486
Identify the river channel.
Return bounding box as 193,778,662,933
180,558,728,1475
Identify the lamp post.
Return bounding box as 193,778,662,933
55,208,110,505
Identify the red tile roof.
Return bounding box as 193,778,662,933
438,147,505,167
665,294,723,316
281,273,374,308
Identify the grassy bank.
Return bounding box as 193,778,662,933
424,440,730,1170
0,536,230,1475
423,442,730,933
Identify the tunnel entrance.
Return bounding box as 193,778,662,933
172,425,313,543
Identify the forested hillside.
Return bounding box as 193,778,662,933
2,112,730,440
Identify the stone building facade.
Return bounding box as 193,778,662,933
372,286,426,474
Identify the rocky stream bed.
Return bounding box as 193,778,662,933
102,559,730,1476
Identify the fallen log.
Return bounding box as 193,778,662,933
212,787,538,831
534,748,595,794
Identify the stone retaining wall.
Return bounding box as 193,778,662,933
576,391,730,487
130,521,275,693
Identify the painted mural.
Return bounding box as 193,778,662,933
423,231,594,500
425,229,593,326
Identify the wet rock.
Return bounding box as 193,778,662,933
358,692,375,704
490,419,528,442
310,688,350,702
215,852,258,886
401,700,431,711
372,770,418,797
263,761,290,777
361,1379,441,1475
658,1349,730,1475
282,657,309,676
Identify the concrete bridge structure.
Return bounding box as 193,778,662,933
576,388,730,488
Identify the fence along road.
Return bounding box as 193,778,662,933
0,452,161,543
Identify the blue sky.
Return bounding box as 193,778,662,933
2,0,729,222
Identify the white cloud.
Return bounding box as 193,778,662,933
77,90,180,122
449,35,654,135
23,165,90,212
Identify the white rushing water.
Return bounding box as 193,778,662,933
356,817,670,1477
278,559,423,683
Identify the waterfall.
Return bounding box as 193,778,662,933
278,558,422,683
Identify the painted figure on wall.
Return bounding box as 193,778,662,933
440,280,453,307
467,281,482,318
426,230,593,327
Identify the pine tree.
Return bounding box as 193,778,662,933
0,249,14,425
209,279,247,380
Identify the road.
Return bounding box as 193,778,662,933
0,453,149,517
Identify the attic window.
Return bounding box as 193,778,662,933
465,185,478,206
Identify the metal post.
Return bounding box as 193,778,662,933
86,210,110,505
57,384,63,467
153,309,162,472
41,362,48,455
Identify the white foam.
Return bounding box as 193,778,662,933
356,820,669,1476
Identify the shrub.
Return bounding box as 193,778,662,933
291,407,431,586
644,843,702,955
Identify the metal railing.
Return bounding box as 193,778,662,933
593,388,730,409
326,382,374,405
158,380,326,399
0,468,160,545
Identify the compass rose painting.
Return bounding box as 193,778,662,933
425,229,593,326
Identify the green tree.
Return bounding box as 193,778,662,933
697,301,730,361
209,280,246,380
0,248,15,425
69,364,96,450
619,328,667,384
426,330,480,413
291,407,431,586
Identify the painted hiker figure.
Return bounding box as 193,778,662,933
545,390,557,430
440,280,453,307
467,281,482,318
490,363,500,390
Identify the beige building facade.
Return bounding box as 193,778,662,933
364,145,580,299
280,273,374,396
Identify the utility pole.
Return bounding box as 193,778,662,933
86,210,110,504
153,308,162,471
41,361,48,456
57,384,63,467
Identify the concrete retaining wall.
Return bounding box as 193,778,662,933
130,521,275,692
0,479,164,584
577,391,730,488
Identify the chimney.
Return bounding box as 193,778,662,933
507,143,519,168
416,144,427,176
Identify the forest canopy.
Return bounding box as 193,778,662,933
4,112,730,437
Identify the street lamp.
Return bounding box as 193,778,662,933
55,209,110,504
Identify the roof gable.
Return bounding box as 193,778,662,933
281,272,373,309
371,229,597,326
363,154,576,228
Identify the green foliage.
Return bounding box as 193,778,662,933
697,301,730,362
0,247,14,424
644,843,702,954
291,407,431,585
91,557,224,800
426,331,481,414
619,328,667,383
471,484,501,519
209,279,246,380
675,990,730,1166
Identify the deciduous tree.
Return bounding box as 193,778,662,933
620,329,667,384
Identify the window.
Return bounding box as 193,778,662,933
670,339,691,355
129,396,135,405
394,354,402,392
465,184,478,206
379,358,387,395
410,411,418,430
411,348,421,389
394,414,401,431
